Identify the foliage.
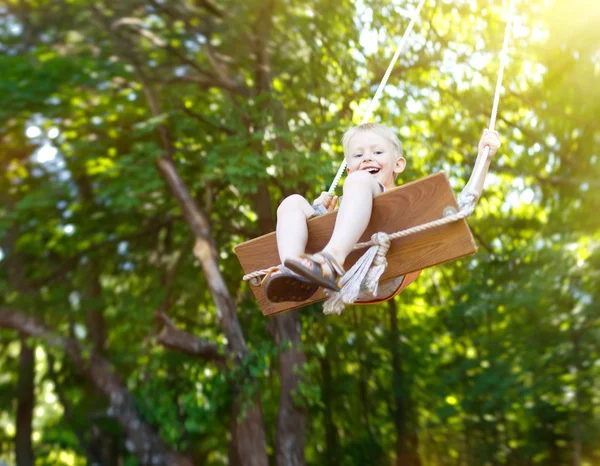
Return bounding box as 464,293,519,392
0,0,599,465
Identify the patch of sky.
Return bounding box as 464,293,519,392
544,152,557,174
74,324,87,340
118,241,129,255
501,177,531,212
386,85,405,100
63,224,75,235
468,258,479,270
34,145,58,164
146,14,164,28
528,142,541,156
545,133,557,147
26,126,42,138
350,45,366,65
485,172,500,187
69,291,80,311
174,66,188,77
31,167,44,177
0,248,4,262
10,22,22,35
347,332,356,345
469,51,491,71
45,96,61,105
520,188,534,204
511,20,530,41
39,32,52,44
98,81,112,91
121,261,135,271
185,40,201,53
405,97,423,113
360,29,378,56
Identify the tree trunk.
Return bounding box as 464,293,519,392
155,157,269,466
320,344,339,466
274,310,306,466
352,312,375,444
388,299,421,466
15,335,35,466
46,354,101,465
572,332,582,466
232,397,270,466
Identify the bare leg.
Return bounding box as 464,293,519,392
323,171,380,267
276,194,315,263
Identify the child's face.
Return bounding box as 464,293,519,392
345,130,406,189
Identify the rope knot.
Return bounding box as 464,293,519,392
371,232,391,267
323,231,392,316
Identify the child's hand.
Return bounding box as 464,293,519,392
313,192,338,213
478,129,501,159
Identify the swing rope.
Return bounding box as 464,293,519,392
327,0,427,195
243,0,516,312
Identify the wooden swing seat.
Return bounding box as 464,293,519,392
234,173,477,316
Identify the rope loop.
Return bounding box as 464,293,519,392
249,276,262,286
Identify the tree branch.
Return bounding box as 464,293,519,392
182,107,236,135
155,312,227,362
196,0,224,18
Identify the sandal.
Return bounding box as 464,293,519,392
284,251,345,292
262,266,319,303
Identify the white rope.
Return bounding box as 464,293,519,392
242,203,472,283
327,0,427,195
458,0,515,206
323,232,391,315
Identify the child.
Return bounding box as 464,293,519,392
263,123,500,303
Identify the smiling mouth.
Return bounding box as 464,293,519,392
363,168,380,174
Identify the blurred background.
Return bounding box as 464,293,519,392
0,0,599,465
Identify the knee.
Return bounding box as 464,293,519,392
277,194,310,217
343,171,377,193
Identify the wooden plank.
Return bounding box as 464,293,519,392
234,173,477,316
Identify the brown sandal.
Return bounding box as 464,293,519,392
262,266,319,303
284,251,345,292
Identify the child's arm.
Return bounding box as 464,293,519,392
459,129,501,206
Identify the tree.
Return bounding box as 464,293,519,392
1,0,599,465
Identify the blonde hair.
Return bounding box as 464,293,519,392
342,123,404,161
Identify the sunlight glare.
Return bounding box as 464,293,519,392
34,144,58,163
521,188,535,204
26,126,42,138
